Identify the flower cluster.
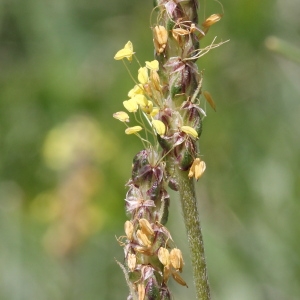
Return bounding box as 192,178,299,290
113,1,224,298
113,41,205,175
113,40,206,299
116,147,188,299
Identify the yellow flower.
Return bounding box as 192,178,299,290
140,100,153,114
114,41,134,61
152,120,166,136
128,84,144,98
150,107,159,117
113,111,130,122
125,126,143,135
145,60,159,71
180,126,198,139
149,70,161,91
123,99,138,112
138,67,149,84
132,94,148,107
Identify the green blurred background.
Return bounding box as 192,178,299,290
0,0,300,299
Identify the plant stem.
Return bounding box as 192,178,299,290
175,167,210,300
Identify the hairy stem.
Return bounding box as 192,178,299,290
176,167,210,300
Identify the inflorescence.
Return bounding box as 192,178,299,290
113,2,225,299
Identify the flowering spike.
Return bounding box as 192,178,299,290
114,0,224,298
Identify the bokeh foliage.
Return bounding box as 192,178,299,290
0,0,300,299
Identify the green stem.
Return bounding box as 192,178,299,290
175,167,210,300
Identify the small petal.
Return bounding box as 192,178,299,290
124,220,134,240
125,126,143,135
128,84,144,98
202,14,222,28
127,253,136,272
124,41,133,52
152,120,166,136
150,107,159,117
139,219,154,236
154,25,168,45
114,41,134,61
158,247,170,267
132,94,148,106
136,229,151,247
123,99,138,112
140,100,153,114
149,70,161,91
188,158,206,180
138,67,149,84
153,25,168,54
194,160,206,180
180,126,198,139
170,248,184,271
113,111,130,122
145,60,159,71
